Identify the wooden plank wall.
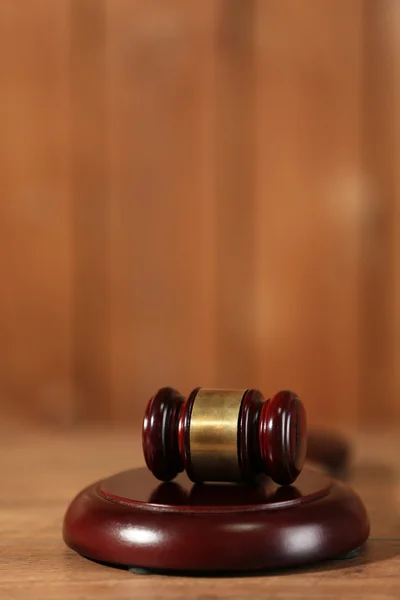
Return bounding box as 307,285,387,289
255,1,364,426
0,1,398,428
362,0,400,425
106,0,218,421
0,1,73,425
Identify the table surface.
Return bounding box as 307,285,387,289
1,427,399,600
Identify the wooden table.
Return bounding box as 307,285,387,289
1,428,399,599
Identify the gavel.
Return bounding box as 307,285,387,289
143,387,307,486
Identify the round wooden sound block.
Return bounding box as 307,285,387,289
63,467,369,572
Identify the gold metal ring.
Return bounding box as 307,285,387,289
189,389,246,481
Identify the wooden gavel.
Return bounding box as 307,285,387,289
143,387,307,486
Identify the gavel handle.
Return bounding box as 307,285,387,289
306,429,351,476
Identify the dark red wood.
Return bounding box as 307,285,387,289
238,388,264,481
177,387,198,483
259,391,307,485
142,387,185,481
63,466,370,571
143,387,307,485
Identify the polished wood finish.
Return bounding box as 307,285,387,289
142,387,185,482
258,390,307,485
2,427,400,598
143,387,306,485
63,466,369,571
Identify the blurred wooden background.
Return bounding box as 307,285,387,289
0,0,398,429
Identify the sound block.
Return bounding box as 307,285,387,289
63,467,369,572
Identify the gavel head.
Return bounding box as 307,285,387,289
142,387,307,486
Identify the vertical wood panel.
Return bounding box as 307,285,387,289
361,0,400,425
107,0,217,419
255,0,364,425
0,1,399,430
71,0,111,420
214,0,258,387
392,5,400,424
0,1,73,424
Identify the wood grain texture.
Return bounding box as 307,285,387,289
392,4,400,425
361,0,400,425
214,0,258,387
255,0,364,426
1,428,400,599
0,1,400,430
0,1,73,425
107,0,218,420
71,0,111,421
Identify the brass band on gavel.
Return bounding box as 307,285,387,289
188,389,246,482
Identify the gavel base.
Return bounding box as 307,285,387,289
63,467,369,572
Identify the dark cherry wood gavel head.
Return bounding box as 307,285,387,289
142,387,307,486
